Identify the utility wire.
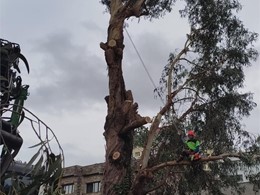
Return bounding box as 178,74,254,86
124,27,165,104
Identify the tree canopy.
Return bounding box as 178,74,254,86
100,0,259,194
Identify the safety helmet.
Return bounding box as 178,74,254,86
187,130,195,137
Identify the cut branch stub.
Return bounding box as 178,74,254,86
100,42,108,50
112,151,121,160
105,95,109,105
120,116,152,135
145,116,152,123
125,90,133,101
108,39,117,48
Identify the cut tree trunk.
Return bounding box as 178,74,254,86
101,11,147,195
100,1,150,194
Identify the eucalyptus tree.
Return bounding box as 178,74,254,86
100,0,259,194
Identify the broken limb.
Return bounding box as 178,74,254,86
120,116,152,135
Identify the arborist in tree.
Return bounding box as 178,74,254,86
177,130,201,162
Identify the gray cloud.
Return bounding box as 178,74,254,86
122,29,193,113
61,143,105,166
24,32,108,114
82,20,105,34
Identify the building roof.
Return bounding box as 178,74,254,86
62,163,104,177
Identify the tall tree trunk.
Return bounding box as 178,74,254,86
101,10,148,195
102,15,129,194
100,1,150,194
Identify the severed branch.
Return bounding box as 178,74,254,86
119,89,152,135
120,116,152,135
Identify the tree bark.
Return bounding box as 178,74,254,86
101,2,149,194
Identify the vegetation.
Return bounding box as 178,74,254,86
0,39,64,195
100,0,259,194
1,1,259,194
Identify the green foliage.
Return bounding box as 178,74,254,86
100,0,176,19
154,0,258,155
100,0,259,194
0,108,64,195
1,39,64,195
1,151,63,195
132,0,259,194
133,126,149,147
248,172,260,190
113,166,132,195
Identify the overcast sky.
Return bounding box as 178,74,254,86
1,0,259,167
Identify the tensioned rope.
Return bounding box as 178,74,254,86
124,26,182,134
124,27,165,105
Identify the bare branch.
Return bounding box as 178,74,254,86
167,42,190,97
139,40,192,171
172,96,195,104
147,153,260,173
138,92,175,169
179,57,199,67
178,95,198,121
100,42,108,51
120,116,152,135
140,113,163,169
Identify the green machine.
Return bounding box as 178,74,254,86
0,38,30,178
